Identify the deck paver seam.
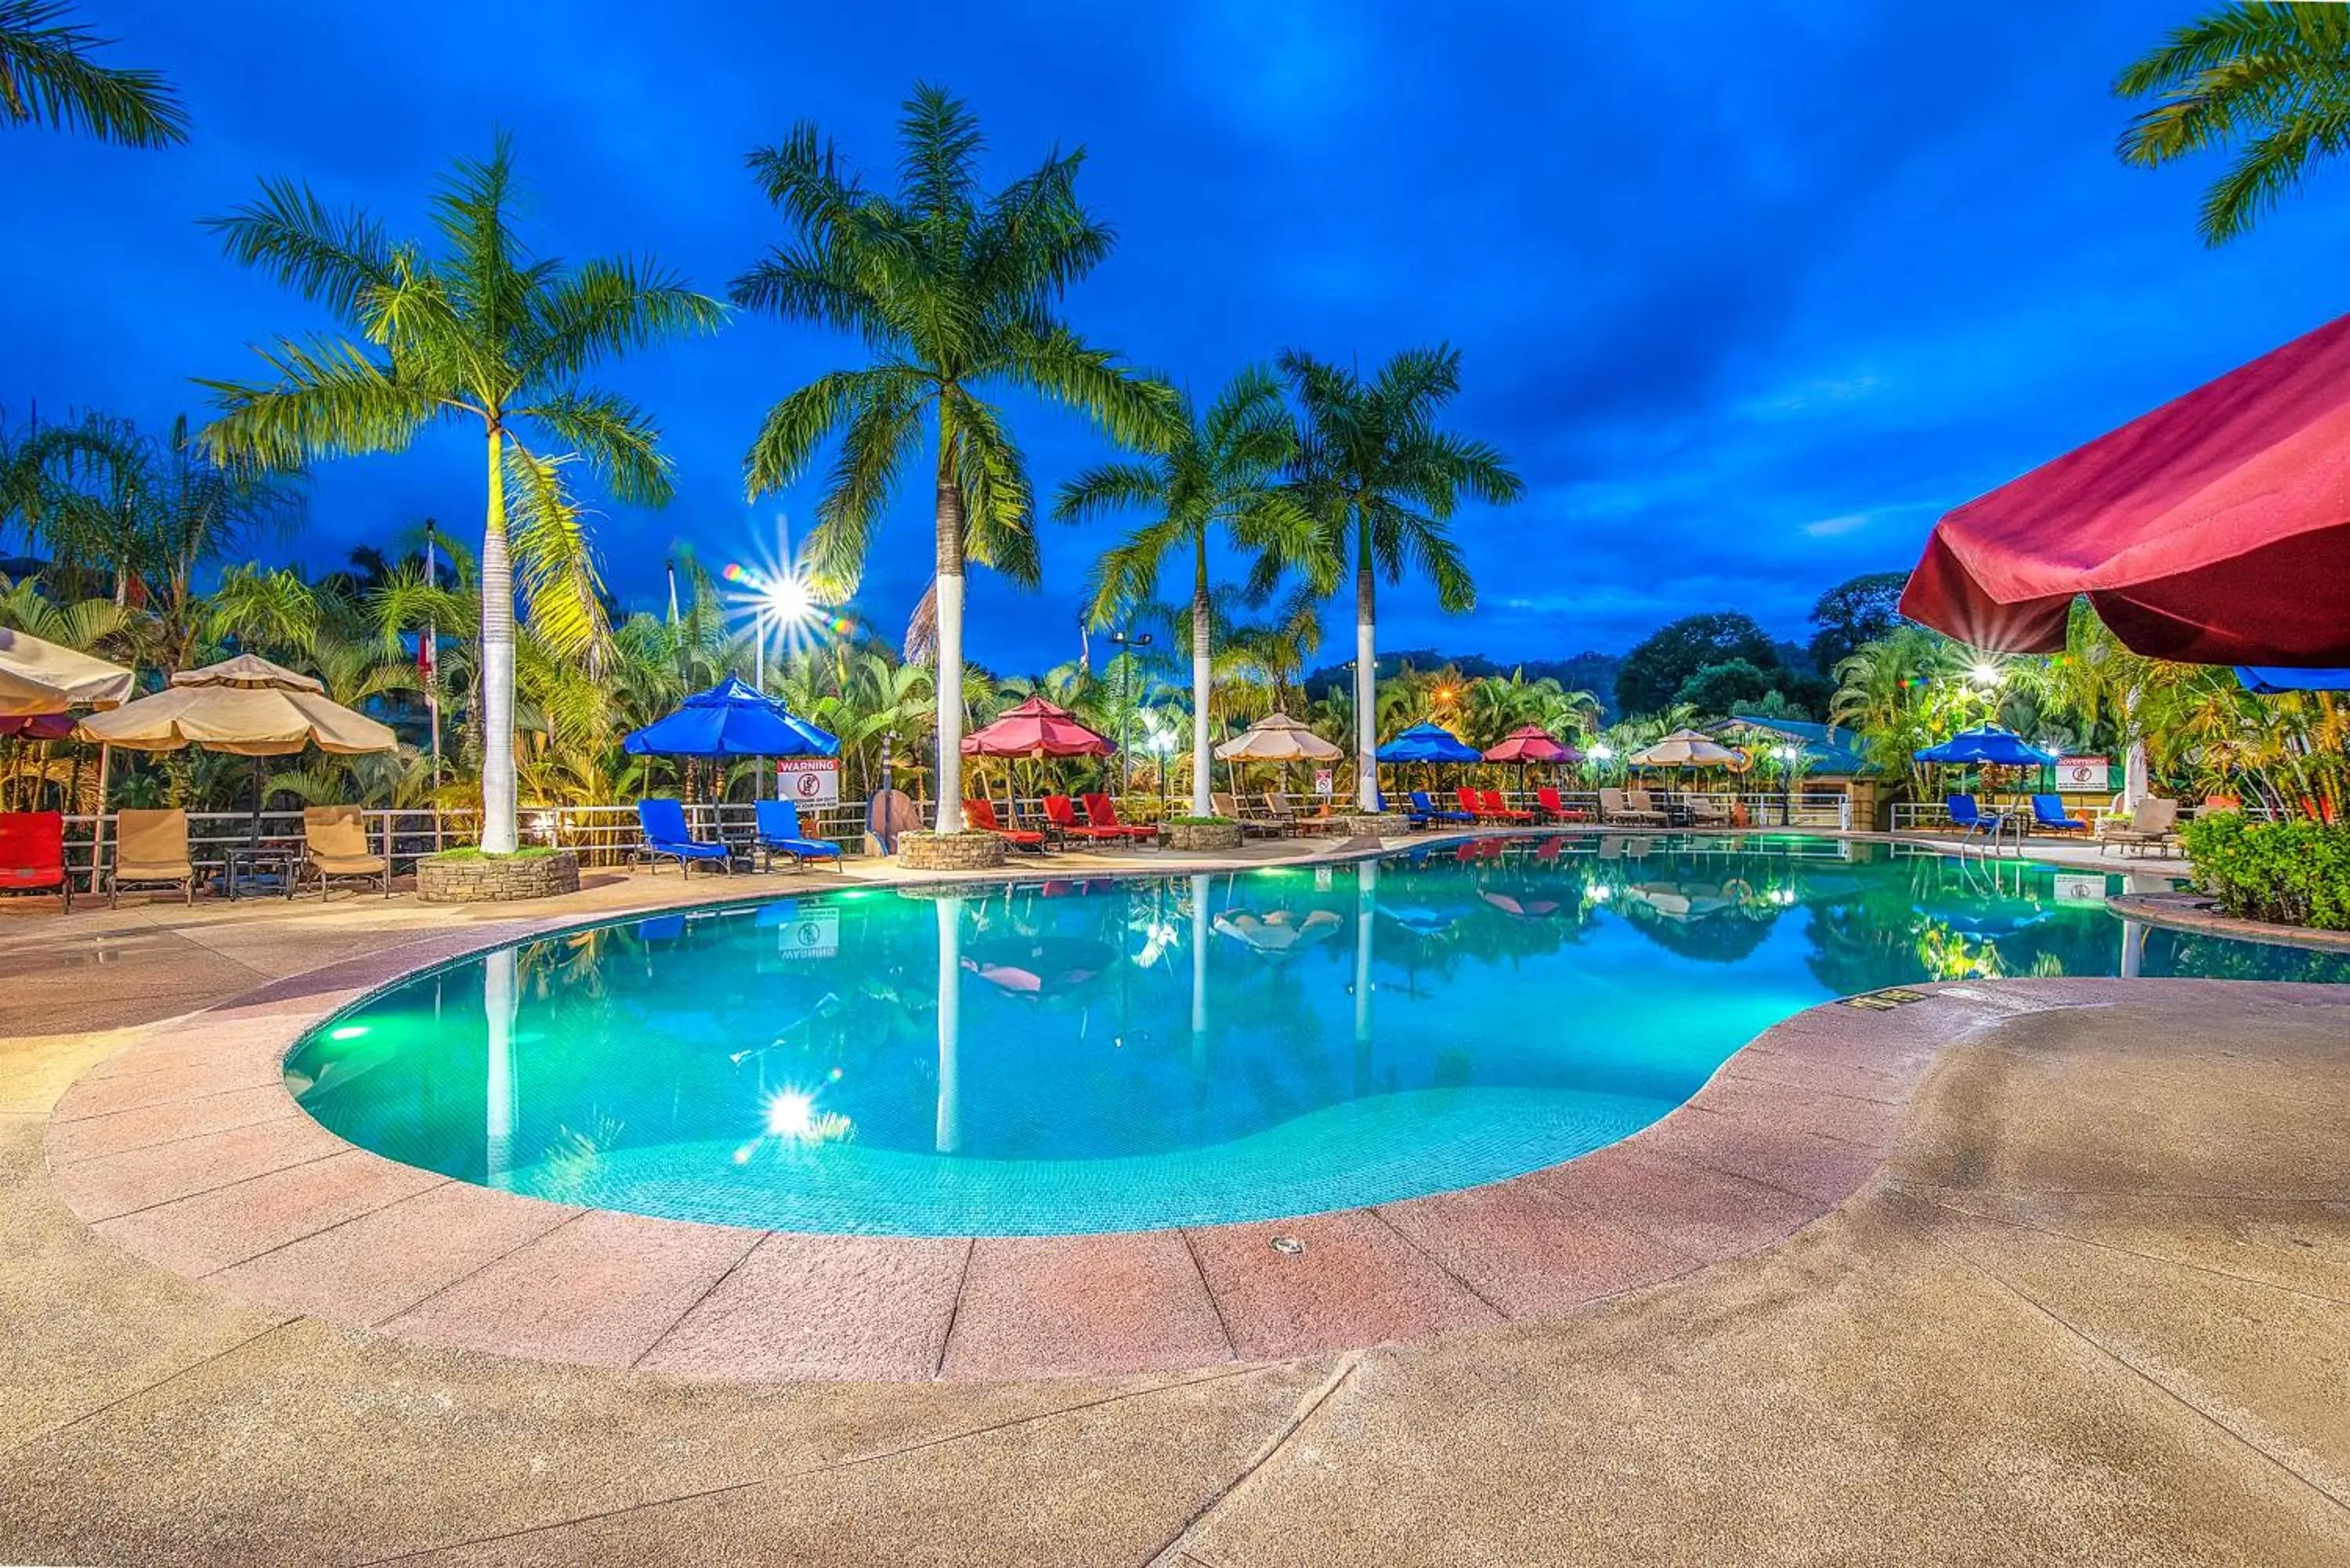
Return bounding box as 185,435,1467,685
49,1072,290,1125
1178,1227,1240,1360
930,1237,976,1379
83,1145,355,1224
1361,1205,1510,1321
0,1317,297,1459
49,1105,308,1169
1141,1352,1362,1568
190,1174,461,1281
625,1229,776,1371
1898,1198,2350,1520
1911,1186,2350,1310
362,1205,596,1327
352,1360,1277,1565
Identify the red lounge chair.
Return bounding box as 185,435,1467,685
1535,787,1590,823
964,798,1047,851
1042,795,1127,844
1082,793,1160,843
1479,788,1535,823
1455,786,1490,822
0,811,71,911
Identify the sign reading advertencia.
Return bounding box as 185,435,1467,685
2056,755,2109,793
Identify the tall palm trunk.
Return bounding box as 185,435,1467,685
1190,533,1213,818
1354,511,1377,811
479,424,518,854
932,439,967,833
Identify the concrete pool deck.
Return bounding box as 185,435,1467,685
5,833,2348,1563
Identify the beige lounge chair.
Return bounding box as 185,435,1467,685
2100,797,2181,857
107,809,197,907
1265,790,1332,836
1600,788,1665,826
1214,791,1284,838
301,805,391,897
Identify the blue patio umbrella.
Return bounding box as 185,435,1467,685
623,676,841,759
1913,728,2058,766
2236,667,2350,694
1376,722,1481,764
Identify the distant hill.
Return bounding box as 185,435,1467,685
1302,647,1628,719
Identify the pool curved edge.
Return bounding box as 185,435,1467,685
52,905,2304,1382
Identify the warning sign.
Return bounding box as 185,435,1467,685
776,757,840,807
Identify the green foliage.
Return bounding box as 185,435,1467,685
1166,815,1235,826
0,0,186,146
427,846,561,862
1616,612,1781,717
2116,2,2350,245
2182,812,2350,930
1673,658,1778,718
1806,570,1911,673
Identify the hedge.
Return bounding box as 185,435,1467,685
2180,813,2350,931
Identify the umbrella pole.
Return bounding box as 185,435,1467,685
251,755,265,849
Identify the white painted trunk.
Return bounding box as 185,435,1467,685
1354,619,1377,810
479,428,519,854
2124,687,2149,806
483,946,518,1186
1191,650,1213,818
934,573,967,832
935,898,961,1154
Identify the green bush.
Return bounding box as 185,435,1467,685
426,846,562,862
2181,814,2350,930
1166,815,1236,826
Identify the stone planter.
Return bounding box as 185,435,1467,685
1327,812,1409,837
418,850,580,904
1163,820,1243,852
895,830,1006,873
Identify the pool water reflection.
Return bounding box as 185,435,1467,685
285,836,2349,1235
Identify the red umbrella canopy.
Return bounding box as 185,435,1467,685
1483,724,1580,764
960,695,1115,758
1899,310,2350,664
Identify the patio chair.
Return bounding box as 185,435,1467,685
636,797,735,877
1410,789,1475,826
754,799,843,870
1597,788,1664,826
1478,788,1535,823
298,806,392,898
1943,793,2010,844
1264,790,1334,836
1041,795,1129,845
1082,793,1162,844
0,811,70,911
1534,786,1591,823
108,809,197,907
964,797,1047,852
2102,797,2181,857
1213,790,1285,839
1687,795,1733,827
2028,794,2089,835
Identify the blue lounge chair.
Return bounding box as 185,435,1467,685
1410,789,1476,826
754,799,842,870
1943,793,2010,844
2029,794,2088,834
636,798,735,876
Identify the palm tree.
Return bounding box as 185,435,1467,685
1282,345,1522,808
197,135,722,851
1,0,186,147
2116,3,2350,244
731,84,1176,834
1058,367,1318,817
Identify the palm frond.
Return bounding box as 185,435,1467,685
0,0,186,146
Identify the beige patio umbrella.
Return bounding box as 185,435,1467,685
1626,728,1744,768
0,627,134,717
1213,710,1343,807
77,655,399,846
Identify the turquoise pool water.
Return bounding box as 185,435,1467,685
286,836,2350,1235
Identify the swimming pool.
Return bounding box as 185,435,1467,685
284,836,2349,1236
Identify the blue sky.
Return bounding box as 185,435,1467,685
8,0,2350,674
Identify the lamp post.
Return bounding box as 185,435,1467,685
1107,629,1152,794
1773,743,1799,826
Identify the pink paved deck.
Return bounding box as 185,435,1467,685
41,910,2177,1382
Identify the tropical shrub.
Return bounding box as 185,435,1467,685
2181,813,2350,931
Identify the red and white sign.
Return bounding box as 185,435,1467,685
2056,756,2110,793
776,757,840,806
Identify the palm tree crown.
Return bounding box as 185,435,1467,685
732,82,1177,833
1282,345,1522,808
0,0,186,147
197,135,722,851
1058,366,1319,815
2116,2,2350,244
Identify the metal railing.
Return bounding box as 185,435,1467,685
969,787,1854,833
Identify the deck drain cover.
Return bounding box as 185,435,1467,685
1842,987,1928,1010
1270,1237,1306,1255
